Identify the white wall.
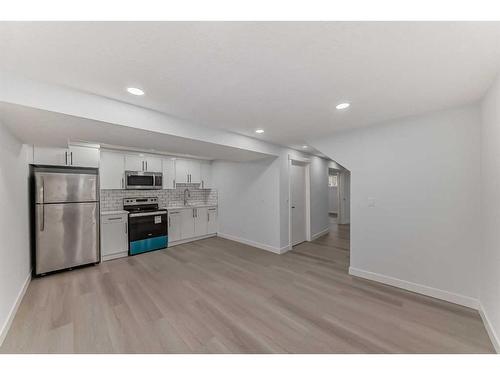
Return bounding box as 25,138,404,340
212,157,282,252
479,74,500,352
0,120,31,345
213,148,330,252
311,105,482,307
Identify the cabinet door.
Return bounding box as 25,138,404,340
101,214,128,259
207,208,218,234
194,207,208,237
69,146,100,168
144,156,162,172
100,150,125,189
200,161,212,189
168,211,182,242
125,154,145,171
33,146,69,166
175,159,190,184
188,160,201,184
162,158,176,189
180,209,195,239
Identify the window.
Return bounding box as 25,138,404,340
328,174,338,187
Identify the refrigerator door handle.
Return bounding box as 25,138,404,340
39,204,45,231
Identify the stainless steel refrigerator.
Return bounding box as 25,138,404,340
33,166,100,275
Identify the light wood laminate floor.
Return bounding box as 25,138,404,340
1,217,494,353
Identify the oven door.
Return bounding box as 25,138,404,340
128,212,168,255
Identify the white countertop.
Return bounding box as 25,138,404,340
164,204,217,210
101,210,128,215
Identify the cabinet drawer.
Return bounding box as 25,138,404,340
102,215,127,224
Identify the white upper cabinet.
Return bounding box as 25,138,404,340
124,154,144,171
162,158,176,189
68,145,100,168
125,154,162,172
188,160,201,184
33,146,69,166
100,150,125,189
144,156,162,172
200,161,213,189
175,159,201,184
33,145,99,168
174,159,190,184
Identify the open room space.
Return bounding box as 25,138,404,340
1,19,500,360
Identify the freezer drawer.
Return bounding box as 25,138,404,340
35,202,99,275
35,170,97,203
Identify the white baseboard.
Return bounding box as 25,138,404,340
168,233,216,247
349,267,479,309
217,233,287,254
0,271,31,347
101,252,128,262
479,303,500,353
311,227,329,241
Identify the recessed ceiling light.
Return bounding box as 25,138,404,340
255,129,265,134
336,102,350,110
127,87,145,96
302,145,308,149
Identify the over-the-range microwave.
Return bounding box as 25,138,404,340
124,171,163,190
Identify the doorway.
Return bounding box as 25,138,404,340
290,159,310,247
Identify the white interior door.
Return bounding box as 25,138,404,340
291,162,307,246
338,171,351,224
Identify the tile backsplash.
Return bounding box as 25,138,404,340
100,183,217,211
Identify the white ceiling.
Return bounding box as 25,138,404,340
0,103,273,162
1,22,500,147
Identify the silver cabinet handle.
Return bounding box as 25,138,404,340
192,209,195,218
125,222,128,234
207,212,209,221
122,177,124,189
107,217,122,221
168,217,171,227
65,151,68,165
202,180,204,189
146,161,148,171
70,151,73,165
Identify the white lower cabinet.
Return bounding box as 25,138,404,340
168,206,217,246
167,210,182,242
207,207,218,234
194,207,208,237
180,209,195,239
100,212,129,261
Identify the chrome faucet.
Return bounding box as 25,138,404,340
183,188,191,206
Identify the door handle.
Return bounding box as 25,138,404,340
292,206,296,208
40,178,45,231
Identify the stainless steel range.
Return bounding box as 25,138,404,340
123,197,168,255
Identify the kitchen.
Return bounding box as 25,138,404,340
31,143,218,275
